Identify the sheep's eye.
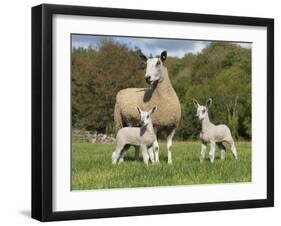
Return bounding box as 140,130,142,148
202,109,206,114
147,115,149,119
156,60,161,66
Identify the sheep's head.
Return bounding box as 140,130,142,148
140,51,167,85
193,99,212,121
137,106,157,126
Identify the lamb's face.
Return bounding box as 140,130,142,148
137,106,157,126
193,99,212,121
196,105,208,121
144,58,163,85
140,111,151,126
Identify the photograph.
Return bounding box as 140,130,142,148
31,3,273,221
71,34,252,190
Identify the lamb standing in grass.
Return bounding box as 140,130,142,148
114,51,181,164
193,99,238,163
112,106,157,165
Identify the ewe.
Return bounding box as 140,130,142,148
112,106,157,165
114,51,181,164
193,99,238,163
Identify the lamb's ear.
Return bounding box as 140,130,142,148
137,107,142,114
139,53,147,64
193,99,199,108
150,106,157,115
160,50,167,62
206,98,212,109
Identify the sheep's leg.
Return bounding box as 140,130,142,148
134,146,140,161
167,128,176,164
200,143,207,163
153,127,160,163
217,143,226,161
147,146,155,164
141,145,149,165
153,140,160,163
209,141,216,163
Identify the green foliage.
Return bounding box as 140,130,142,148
72,40,251,140
172,42,251,140
72,40,146,133
72,142,251,190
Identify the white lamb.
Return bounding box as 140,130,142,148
193,99,238,163
112,106,157,165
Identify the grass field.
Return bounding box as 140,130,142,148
72,141,251,190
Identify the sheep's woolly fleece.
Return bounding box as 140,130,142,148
114,67,181,131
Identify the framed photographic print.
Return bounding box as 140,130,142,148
32,4,274,222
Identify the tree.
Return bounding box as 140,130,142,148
72,40,252,140
172,42,251,140
72,39,146,133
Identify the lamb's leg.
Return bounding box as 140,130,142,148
167,128,176,164
118,145,130,164
112,145,124,164
119,145,139,163
229,140,238,160
141,145,149,165
217,142,226,161
147,145,155,164
209,141,216,163
200,143,207,163
153,140,160,163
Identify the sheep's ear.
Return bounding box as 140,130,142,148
139,53,147,64
193,99,199,108
160,50,167,62
150,106,157,115
137,107,142,114
206,98,212,109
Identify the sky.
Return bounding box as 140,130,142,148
72,34,251,58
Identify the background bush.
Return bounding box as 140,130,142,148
72,40,251,140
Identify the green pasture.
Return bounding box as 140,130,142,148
72,141,251,190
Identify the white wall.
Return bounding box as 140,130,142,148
0,0,279,225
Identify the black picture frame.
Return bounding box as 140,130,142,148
32,3,274,222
